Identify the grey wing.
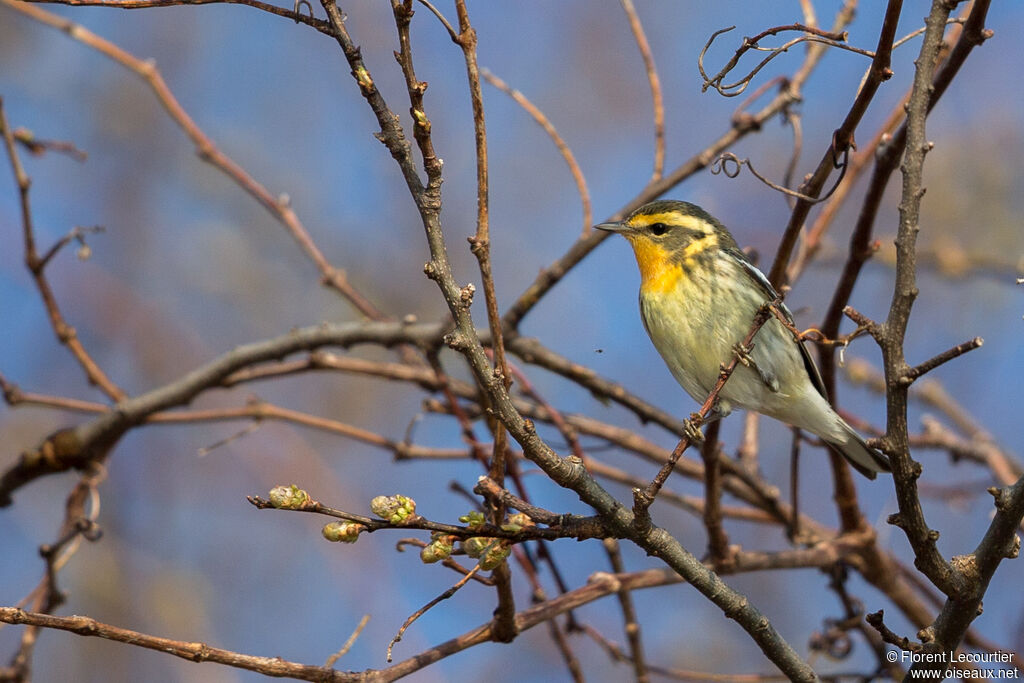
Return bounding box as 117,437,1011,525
728,248,830,402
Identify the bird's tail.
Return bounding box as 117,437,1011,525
826,424,891,480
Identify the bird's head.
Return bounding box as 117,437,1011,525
596,200,739,293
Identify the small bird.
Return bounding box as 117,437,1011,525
597,199,890,478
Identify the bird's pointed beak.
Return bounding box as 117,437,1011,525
594,220,630,234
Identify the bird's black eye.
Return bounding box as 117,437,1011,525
649,222,668,236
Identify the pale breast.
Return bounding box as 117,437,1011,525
639,286,727,402
638,272,804,414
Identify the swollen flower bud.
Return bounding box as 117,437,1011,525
480,541,511,570
462,536,490,558
501,512,534,533
420,534,456,564
268,484,310,510
322,521,364,543
370,494,417,524
507,513,534,528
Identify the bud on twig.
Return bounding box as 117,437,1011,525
370,494,417,524
480,541,511,570
268,484,311,510
459,510,486,529
322,521,364,543
461,536,489,558
420,532,456,563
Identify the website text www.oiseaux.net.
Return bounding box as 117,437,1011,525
889,650,1019,680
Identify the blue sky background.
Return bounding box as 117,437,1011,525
2,2,1023,681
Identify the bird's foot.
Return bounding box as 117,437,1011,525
731,342,780,393
732,341,755,368
683,416,705,445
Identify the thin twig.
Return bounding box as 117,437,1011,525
0,95,124,401
7,469,105,679
12,127,87,161
842,358,1022,487
737,412,761,474
427,352,490,466
0,320,447,505
700,421,732,567
602,538,649,683
781,108,803,209
0,607,353,681
386,559,484,662
798,0,817,30
901,337,983,385
786,86,911,283
621,0,664,181
4,1,387,322
481,69,592,236
36,225,104,270
766,0,905,289
788,428,801,541
864,610,924,653
699,24,865,97
711,148,849,204
395,539,496,586
14,0,334,33
414,0,456,40
323,614,370,668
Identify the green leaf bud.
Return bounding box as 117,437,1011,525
268,484,310,510
322,521,364,543
370,494,417,524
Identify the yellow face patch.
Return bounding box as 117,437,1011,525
621,210,723,293
627,235,684,294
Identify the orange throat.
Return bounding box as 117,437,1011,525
628,237,683,295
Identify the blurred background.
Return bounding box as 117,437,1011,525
1,2,1023,680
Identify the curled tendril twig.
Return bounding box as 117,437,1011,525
711,148,848,205
700,19,969,99
292,0,312,22
700,24,866,97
